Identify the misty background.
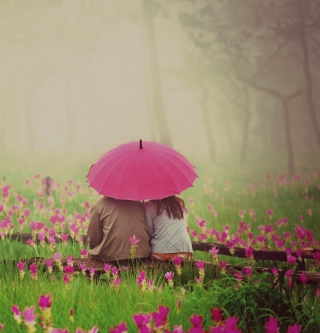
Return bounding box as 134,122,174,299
1,0,320,177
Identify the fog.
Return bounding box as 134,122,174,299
1,0,320,175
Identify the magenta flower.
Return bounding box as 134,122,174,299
243,267,252,277
189,314,203,327
299,273,308,285
219,260,227,272
17,261,25,271
136,271,147,286
265,316,278,333
30,263,37,276
80,264,86,275
63,274,70,284
26,239,36,248
287,323,301,333
313,251,320,263
245,247,254,259
63,266,75,275
80,248,88,257
173,256,183,266
152,305,169,330
11,305,22,323
132,312,151,330
287,255,297,265
110,322,127,333
39,294,52,310
210,307,223,323
61,234,69,243
266,209,273,219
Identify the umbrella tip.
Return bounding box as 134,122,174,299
139,139,143,149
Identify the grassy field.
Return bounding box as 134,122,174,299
0,150,319,332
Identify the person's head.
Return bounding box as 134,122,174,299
150,195,185,219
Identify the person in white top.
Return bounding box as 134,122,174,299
144,195,193,261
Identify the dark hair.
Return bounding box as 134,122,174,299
150,196,185,220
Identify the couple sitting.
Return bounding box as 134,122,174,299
86,195,193,264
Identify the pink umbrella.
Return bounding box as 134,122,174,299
87,140,198,201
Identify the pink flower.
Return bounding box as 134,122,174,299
80,248,88,257
195,261,205,270
129,235,141,246
53,252,61,261
22,306,38,325
61,234,69,243
111,267,120,276
165,272,174,281
30,263,37,275
38,294,52,310
26,239,36,248
104,263,112,273
265,316,278,333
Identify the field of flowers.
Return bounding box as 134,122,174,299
0,152,320,332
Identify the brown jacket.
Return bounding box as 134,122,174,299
87,197,151,262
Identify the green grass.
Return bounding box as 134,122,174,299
0,151,319,332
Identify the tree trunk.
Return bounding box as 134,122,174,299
0,82,6,151
240,89,251,165
201,85,216,163
282,98,295,176
25,94,35,150
65,71,74,151
83,69,97,150
141,0,172,146
296,0,320,149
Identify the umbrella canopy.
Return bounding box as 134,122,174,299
87,140,198,201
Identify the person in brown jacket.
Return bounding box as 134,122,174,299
87,196,151,264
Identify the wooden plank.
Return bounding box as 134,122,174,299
6,233,319,262
3,257,320,286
